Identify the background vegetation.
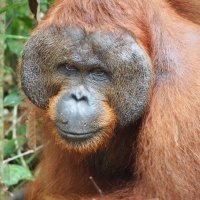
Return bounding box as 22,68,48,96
1,0,52,198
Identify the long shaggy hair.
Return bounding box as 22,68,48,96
23,0,200,199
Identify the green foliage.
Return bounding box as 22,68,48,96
4,90,23,107
0,2,27,14
4,139,16,158
2,0,50,195
4,66,15,74
3,164,32,187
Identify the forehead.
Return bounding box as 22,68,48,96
44,26,137,66
29,26,147,72
60,26,133,51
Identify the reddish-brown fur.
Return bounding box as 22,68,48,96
24,0,200,199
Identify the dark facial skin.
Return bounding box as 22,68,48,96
21,26,152,145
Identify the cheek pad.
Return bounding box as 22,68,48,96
21,52,48,109
21,33,58,109
106,38,152,125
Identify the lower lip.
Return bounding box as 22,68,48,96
56,126,94,139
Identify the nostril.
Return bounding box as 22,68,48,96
79,96,87,101
71,93,88,102
71,94,77,101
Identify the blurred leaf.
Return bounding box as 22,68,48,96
17,16,35,29
0,2,27,14
0,34,29,40
25,153,37,165
4,139,15,158
4,66,15,74
7,39,25,56
17,125,26,135
3,164,33,186
4,91,23,107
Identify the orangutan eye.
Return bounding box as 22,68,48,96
57,63,78,75
92,68,105,76
66,65,77,71
58,63,76,71
89,68,107,81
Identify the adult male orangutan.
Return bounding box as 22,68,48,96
13,0,200,199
